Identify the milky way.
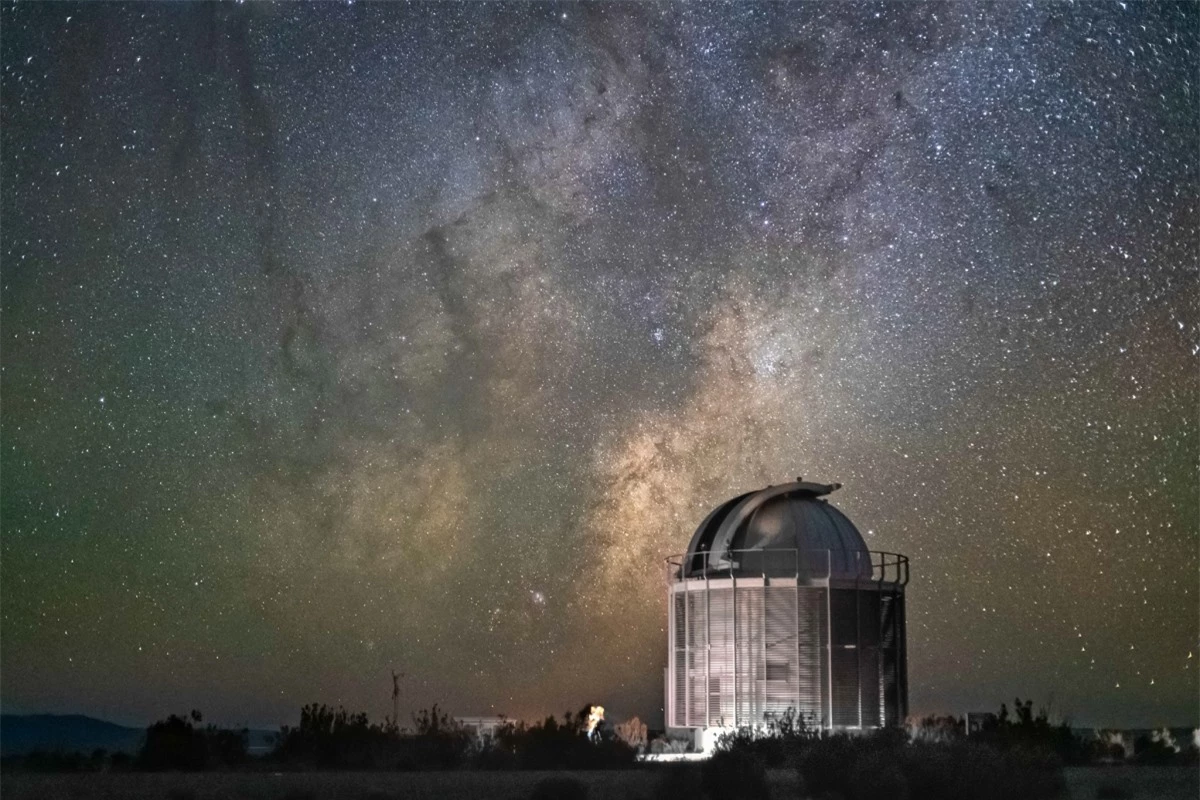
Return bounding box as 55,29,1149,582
2,2,1196,729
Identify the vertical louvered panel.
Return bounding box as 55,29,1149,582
831,648,859,727
858,591,881,647
707,587,734,726
687,591,708,725
881,593,897,726
897,594,908,722
829,589,859,727
857,589,881,727
672,592,687,727
879,592,906,727
796,586,826,726
818,587,831,728
735,586,764,725
674,593,687,649
859,644,881,728
829,589,858,646
764,585,798,719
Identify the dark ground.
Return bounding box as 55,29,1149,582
1,765,1196,800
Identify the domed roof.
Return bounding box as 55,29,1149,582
682,480,871,579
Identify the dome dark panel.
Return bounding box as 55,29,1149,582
684,492,752,575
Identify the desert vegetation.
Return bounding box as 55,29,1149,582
675,698,1199,800
2,699,1197,800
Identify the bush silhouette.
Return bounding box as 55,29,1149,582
702,746,770,800
138,710,247,770
703,700,1070,800
272,703,413,769
484,708,636,770
797,734,858,796
265,700,634,770
652,762,704,800
850,749,910,800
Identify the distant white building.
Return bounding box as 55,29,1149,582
966,711,998,735
455,716,509,740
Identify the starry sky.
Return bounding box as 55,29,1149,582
2,2,1196,731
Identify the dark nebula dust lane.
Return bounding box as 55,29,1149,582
1,2,1196,729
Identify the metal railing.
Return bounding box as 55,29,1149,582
666,548,909,586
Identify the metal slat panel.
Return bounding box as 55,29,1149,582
831,649,859,727
829,589,859,727
880,593,907,726
687,592,708,725
858,591,881,647
764,586,798,719
882,644,899,727
880,594,897,649
897,595,908,721
707,588,734,726
734,586,764,725
829,589,858,646
859,645,881,728
673,593,687,727
796,586,826,726
674,594,687,649
880,593,897,727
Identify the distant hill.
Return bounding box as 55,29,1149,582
0,714,143,756
0,714,279,757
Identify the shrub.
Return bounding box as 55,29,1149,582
138,711,247,771
709,710,817,768
649,735,690,755
270,703,473,770
702,746,770,800
138,713,208,770
974,698,1082,763
897,741,1063,800
797,734,857,797
483,712,636,770
707,699,1069,800
898,742,958,800
1001,747,1066,799
614,716,648,752
652,762,704,800
907,715,963,744
409,705,473,769
849,750,909,800
1133,729,1183,765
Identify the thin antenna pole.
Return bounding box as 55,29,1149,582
391,670,405,729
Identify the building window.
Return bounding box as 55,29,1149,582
766,661,789,681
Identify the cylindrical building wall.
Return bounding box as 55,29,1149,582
666,558,907,731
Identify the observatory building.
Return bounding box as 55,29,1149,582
665,481,908,750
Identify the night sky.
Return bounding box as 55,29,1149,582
2,2,1196,731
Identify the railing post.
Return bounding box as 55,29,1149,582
856,553,863,730
705,569,711,728
731,566,738,728
684,574,690,729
